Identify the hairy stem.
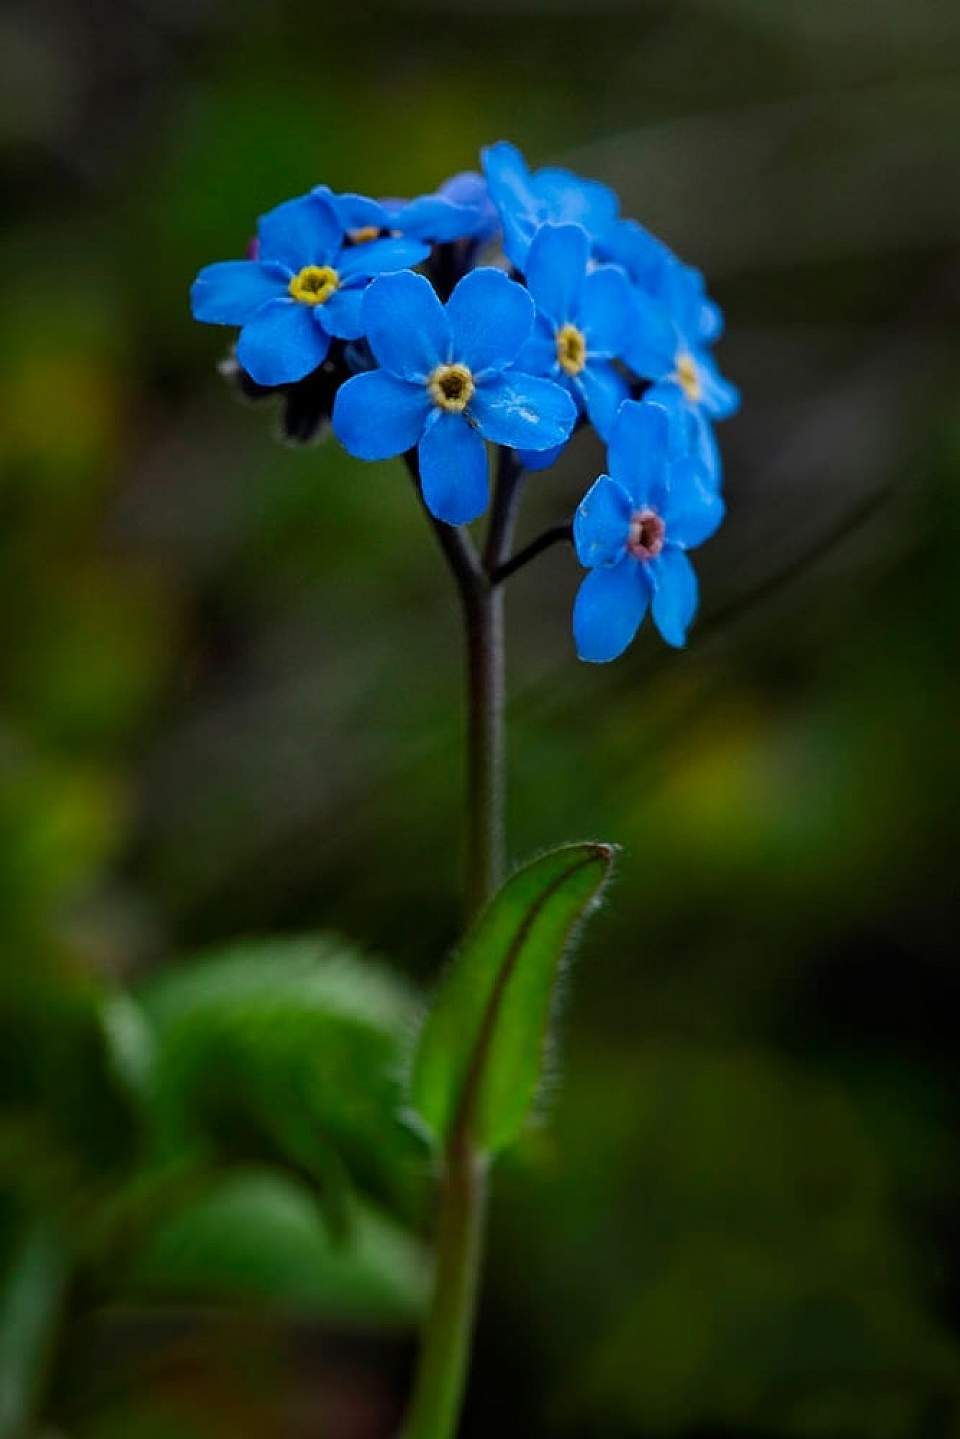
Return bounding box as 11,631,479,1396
404,448,522,921
401,447,523,1439
400,1134,487,1439
463,577,504,917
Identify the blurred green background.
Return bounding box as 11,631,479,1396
1,1,959,1435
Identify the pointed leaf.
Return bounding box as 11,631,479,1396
411,843,615,1154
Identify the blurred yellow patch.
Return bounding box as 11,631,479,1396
0,349,121,496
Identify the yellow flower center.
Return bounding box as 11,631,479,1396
288,265,339,305
349,226,381,245
675,351,701,403
556,323,587,377
428,362,475,413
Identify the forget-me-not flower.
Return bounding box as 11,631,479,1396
515,222,632,442
190,187,429,386
573,399,724,661
622,256,739,486
332,268,576,525
482,141,619,270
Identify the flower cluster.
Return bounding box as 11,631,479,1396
190,142,738,661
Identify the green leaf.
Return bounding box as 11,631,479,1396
139,935,423,1218
126,1168,429,1326
0,1220,68,1436
411,843,615,1154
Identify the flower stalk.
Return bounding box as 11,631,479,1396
400,446,524,1439
190,140,739,1439
400,1131,487,1439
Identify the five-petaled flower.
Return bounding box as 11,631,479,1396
332,268,577,525
482,141,619,269
573,399,724,661
190,187,428,386
516,222,632,443
622,256,739,487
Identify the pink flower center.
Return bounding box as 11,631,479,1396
627,508,665,560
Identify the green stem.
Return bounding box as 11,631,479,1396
462,579,504,919
400,1134,488,1439
401,448,523,1439
465,447,522,916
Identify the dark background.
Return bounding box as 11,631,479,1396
2,1,959,1435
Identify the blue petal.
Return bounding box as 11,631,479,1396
332,368,430,459
692,407,722,487
236,299,330,385
257,191,342,271
328,190,391,232
517,442,567,472
693,349,740,420
319,285,364,340
390,174,496,243
622,292,677,381
481,140,539,268
190,261,287,325
576,362,629,440
699,296,724,344
598,218,674,290
573,474,632,568
470,372,576,451
439,170,489,208
418,411,489,525
661,459,725,549
649,545,698,647
607,399,670,508
648,384,723,489
514,316,559,377
438,171,498,239
446,268,534,376
387,194,474,243
578,265,632,357
481,141,531,199
531,167,619,237
337,235,430,279
362,270,451,381
658,259,706,339
643,383,696,459
573,557,650,664
524,223,589,324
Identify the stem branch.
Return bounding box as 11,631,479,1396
489,522,573,585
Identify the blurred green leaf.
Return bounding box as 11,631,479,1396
411,844,615,1154
0,1220,68,1437
126,1168,428,1326
139,936,424,1218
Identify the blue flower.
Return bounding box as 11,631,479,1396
190,187,429,386
515,222,632,443
572,399,724,661
384,172,499,244
622,256,739,487
482,141,619,270
332,268,577,526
